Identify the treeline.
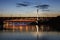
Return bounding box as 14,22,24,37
38,16,60,31
30,16,60,31
47,16,60,31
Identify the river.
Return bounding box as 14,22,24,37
0,32,60,40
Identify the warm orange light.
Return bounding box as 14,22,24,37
20,26,23,32
26,26,28,32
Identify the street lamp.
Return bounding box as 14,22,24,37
35,4,49,32
36,8,39,32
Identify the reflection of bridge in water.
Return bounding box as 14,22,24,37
0,17,56,32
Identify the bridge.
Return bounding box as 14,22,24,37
0,17,59,32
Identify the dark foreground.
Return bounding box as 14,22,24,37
0,32,60,40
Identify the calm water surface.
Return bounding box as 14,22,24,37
0,32,60,40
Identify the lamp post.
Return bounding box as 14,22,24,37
35,4,49,32
36,8,39,32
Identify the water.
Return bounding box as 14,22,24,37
0,32,60,40
1,24,60,40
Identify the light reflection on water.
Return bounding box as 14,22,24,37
1,24,60,40
0,32,60,40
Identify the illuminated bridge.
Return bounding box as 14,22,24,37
0,17,60,32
